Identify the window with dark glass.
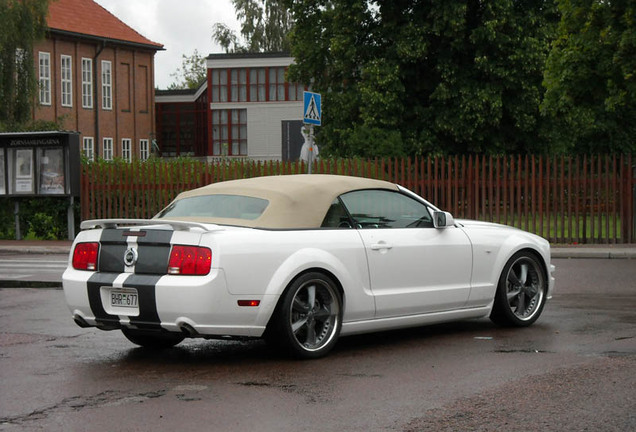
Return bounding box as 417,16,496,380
321,199,353,228
339,190,433,229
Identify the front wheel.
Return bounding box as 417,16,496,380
490,251,547,327
268,272,343,359
121,328,185,349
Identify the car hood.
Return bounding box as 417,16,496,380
455,219,518,231
455,218,551,252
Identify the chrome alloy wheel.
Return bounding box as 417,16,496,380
505,256,545,321
289,278,340,352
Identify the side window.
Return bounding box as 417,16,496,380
321,199,352,228
339,189,433,229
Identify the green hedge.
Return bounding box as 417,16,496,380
0,196,80,240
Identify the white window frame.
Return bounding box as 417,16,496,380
39,52,51,105
103,137,113,161
82,137,94,161
122,138,132,162
61,55,72,107
101,60,112,110
139,139,150,161
81,58,93,108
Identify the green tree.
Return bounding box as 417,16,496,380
168,49,207,90
287,0,559,157
0,0,50,130
213,0,293,53
542,0,636,153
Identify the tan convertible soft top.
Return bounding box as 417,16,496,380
160,174,399,229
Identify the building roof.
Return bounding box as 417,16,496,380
47,0,163,50
206,52,291,60
206,52,294,69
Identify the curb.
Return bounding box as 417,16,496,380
550,248,636,259
0,246,71,255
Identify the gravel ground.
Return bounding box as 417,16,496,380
404,355,636,431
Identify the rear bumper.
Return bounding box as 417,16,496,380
62,268,277,338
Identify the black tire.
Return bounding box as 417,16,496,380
121,327,185,349
268,272,343,359
490,251,547,327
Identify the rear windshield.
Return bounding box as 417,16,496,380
156,194,269,221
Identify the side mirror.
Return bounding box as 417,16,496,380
433,211,454,228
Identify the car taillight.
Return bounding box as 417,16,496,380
168,245,211,275
72,242,99,271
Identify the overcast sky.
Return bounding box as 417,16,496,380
94,0,240,89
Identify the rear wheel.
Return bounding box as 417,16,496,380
490,251,547,327
121,328,185,349
269,272,342,359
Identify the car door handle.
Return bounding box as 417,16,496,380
370,242,393,251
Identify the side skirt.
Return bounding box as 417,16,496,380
340,306,492,337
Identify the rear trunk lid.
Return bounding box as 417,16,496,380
80,219,220,275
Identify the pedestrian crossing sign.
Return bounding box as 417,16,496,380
303,91,321,126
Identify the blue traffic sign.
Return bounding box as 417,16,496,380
303,91,321,126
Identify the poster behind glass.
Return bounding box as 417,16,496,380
14,148,34,193
38,148,66,194
0,150,5,194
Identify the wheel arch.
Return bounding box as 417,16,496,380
490,235,551,290
264,267,345,332
514,247,549,283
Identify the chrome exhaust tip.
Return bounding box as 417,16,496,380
178,322,199,337
73,314,91,328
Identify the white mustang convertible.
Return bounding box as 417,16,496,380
63,174,555,358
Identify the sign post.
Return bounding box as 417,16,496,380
302,91,321,174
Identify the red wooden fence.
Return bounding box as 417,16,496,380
81,155,635,244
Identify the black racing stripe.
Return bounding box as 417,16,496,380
135,230,174,274
123,274,163,330
134,245,171,274
99,244,127,273
99,229,127,273
87,272,120,328
137,229,173,244
100,228,125,243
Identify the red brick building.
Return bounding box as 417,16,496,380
34,0,163,161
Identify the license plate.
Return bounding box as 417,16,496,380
110,289,138,308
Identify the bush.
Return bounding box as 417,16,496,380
0,197,79,240
25,212,60,240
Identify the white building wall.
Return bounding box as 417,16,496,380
209,100,303,160
247,102,303,160
206,54,307,161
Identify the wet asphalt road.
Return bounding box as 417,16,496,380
0,258,635,432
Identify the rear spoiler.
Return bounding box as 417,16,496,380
80,219,222,232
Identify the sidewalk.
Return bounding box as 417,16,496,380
0,240,635,259
0,240,73,255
